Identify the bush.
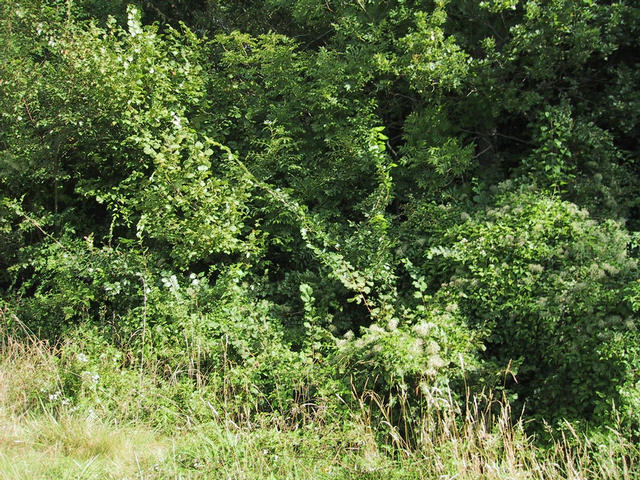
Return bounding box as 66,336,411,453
428,186,639,425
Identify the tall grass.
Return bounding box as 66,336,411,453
0,335,638,479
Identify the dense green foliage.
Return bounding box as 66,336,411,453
2,0,639,440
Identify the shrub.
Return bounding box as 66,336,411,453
428,186,639,426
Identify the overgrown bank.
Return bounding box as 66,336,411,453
2,0,640,472
1,334,638,479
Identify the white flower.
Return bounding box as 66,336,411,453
412,322,434,338
170,112,182,129
83,371,100,384
428,354,445,369
369,324,384,334
409,339,424,356
76,353,89,363
127,7,143,36
528,263,544,274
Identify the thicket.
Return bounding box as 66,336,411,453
1,0,640,447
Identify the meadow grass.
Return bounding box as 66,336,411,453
1,335,637,480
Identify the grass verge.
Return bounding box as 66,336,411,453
1,335,637,479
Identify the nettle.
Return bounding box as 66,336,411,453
428,186,639,425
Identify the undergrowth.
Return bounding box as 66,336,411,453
1,331,638,480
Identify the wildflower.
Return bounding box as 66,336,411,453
412,322,434,338
445,302,459,313
170,112,182,129
428,354,445,369
369,324,384,334
425,340,440,355
387,317,399,331
528,263,544,274
408,338,423,356
82,371,100,384
76,353,89,363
